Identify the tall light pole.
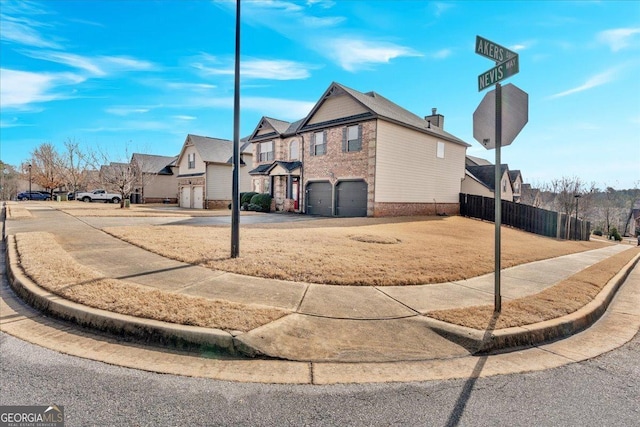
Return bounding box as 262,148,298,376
574,193,581,240
28,163,32,199
230,0,241,258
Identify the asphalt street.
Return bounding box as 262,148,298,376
1,329,639,427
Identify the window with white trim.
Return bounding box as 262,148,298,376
259,141,274,162
188,153,195,169
313,131,326,156
436,141,445,159
290,139,299,160
345,125,362,152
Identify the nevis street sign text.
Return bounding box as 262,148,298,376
478,55,519,91
475,35,517,63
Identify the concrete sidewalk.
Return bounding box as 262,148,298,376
2,203,639,369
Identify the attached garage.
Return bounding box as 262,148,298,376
192,186,204,209
336,180,368,217
306,181,332,216
180,186,191,208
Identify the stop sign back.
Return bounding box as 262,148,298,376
473,83,528,149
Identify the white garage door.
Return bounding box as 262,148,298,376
180,186,191,208
193,186,204,209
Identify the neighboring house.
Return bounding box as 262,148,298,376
465,155,492,167
624,199,640,236
248,82,470,217
508,170,523,202
176,134,253,209
519,183,542,207
130,153,178,204
461,164,514,202
248,117,304,212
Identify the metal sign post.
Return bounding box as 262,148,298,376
474,36,527,313
494,82,502,312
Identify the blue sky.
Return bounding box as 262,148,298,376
1,0,639,189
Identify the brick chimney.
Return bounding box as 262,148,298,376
424,108,444,129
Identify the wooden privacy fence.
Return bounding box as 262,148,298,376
459,193,591,240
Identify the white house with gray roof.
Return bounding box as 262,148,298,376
248,81,471,217
130,153,178,204
176,134,253,209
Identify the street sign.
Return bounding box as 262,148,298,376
473,83,528,149
475,35,517,63
478,55,519,91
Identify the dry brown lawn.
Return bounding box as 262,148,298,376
427,246,640,329
104,216,609,286
14,232,288,332
5,203,33,219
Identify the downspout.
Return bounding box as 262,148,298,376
300,134,305,214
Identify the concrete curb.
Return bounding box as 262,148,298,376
4,234,259,357
427,251,640,354
5,229,639,362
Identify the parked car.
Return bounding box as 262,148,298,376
75,189,122,203
17,191,51,201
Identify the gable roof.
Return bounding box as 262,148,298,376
131,153,178,175
299,82,470,147
508,169,523,183
178,134,252,166
248,116,305,142
466,164,510,192
466,155,492,166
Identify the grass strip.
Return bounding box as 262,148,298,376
426,247,640,329
15,232,289,332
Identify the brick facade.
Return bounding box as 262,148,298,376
301,120,376,215
373,202,460,217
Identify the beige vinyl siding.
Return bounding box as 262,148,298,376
240,154,253,192
307,95,368,125
501,171,515,202
179,145,206,175
461,174,494,198
206,164,232,200
375,120,466,203
142,175,177,199
256,126,274,136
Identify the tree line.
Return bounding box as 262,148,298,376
1,140,143,207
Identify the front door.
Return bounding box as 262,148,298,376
292,177,299,210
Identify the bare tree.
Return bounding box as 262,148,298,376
60,138,89,194
0,161,20,200
99,162,139,208
30,143,65,195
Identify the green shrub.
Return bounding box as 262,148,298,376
593,229,603,236
610,227,622,241
248,193,272,213
240,192,258,205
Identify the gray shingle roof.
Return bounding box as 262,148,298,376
316,82,470,147
131,153,178,174
186,134,251,164
466,164,509,191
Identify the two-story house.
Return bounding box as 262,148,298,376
248,82,471,217
176,134,253,209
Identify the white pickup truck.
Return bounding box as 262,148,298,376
76,189,122,204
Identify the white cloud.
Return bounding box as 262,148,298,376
0,68,84,109
173,115,197,120
0,18,62,49
21,50,155,76
193,57,313,80
431,49,452,59
549,67,619,99
326,38,422,72
597,28,640,52
106,107,150,116
188,96,315,120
